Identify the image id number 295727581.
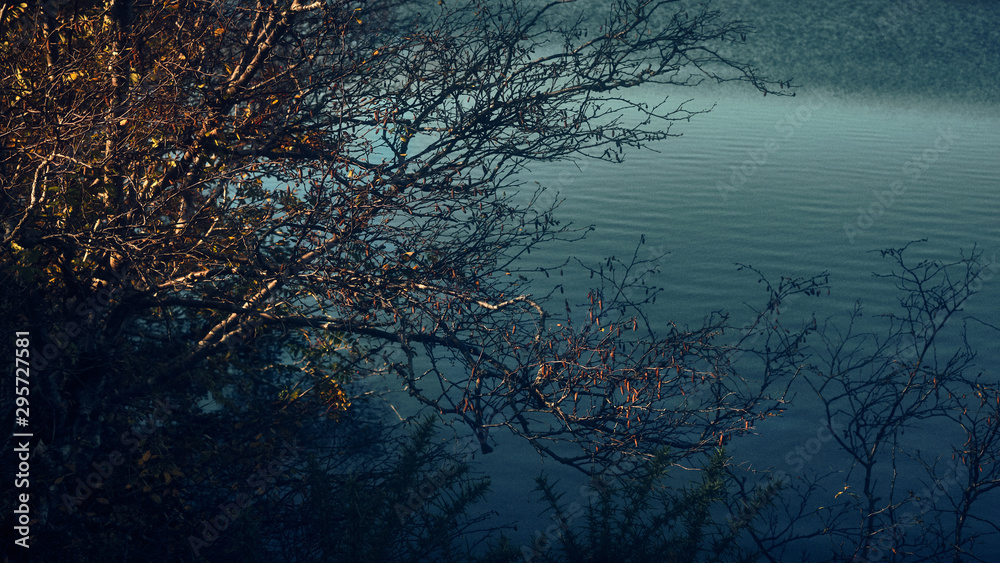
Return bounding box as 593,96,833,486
13,331,32,549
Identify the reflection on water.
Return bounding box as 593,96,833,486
388,1,1000,556
488,87,1000,556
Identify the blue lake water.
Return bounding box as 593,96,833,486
467,85,1000,557
371,0,1000,557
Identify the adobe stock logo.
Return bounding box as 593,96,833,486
844,128,959,244
873,0,930,39
727,418,846,529
188,439,303,557
393,434,479,524
61,399,175,512
715,89,832,202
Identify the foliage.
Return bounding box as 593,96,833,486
510,448,762,563
0,0,820,560
4,0,999,560
200,414,498,562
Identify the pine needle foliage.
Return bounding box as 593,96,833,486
518,448,764,563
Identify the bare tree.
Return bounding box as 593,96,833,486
738,243,1000,562
1,0,814,559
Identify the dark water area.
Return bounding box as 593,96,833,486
502,92,1000,561
715,0,1000,106
392,1,1000,560
532,0,1000,106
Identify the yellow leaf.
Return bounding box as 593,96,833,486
119,119,128,126
214,28,225,36
164,472,172,484
141,450,151,463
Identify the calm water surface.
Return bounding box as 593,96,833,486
481,87,1000,554
372,0,1000,556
